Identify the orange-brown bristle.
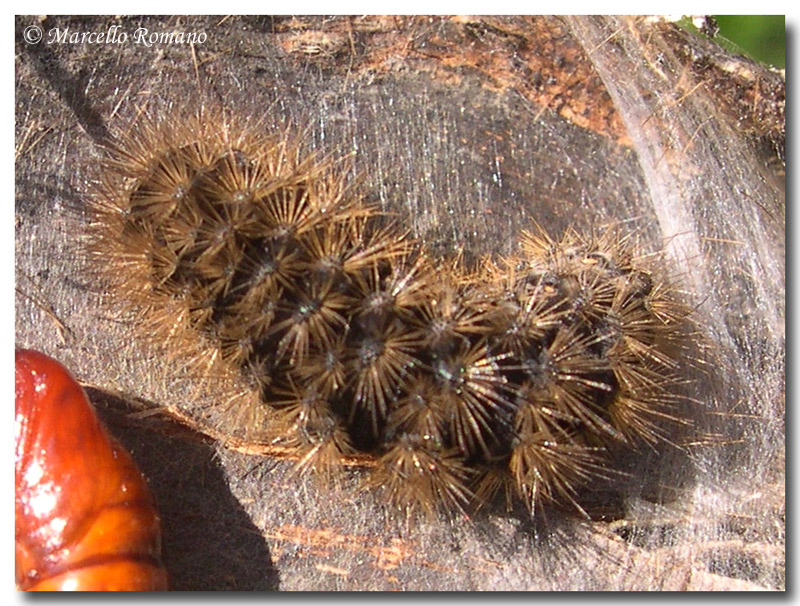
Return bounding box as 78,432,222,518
368,433,474,517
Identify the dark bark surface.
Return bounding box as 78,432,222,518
15,15,784,590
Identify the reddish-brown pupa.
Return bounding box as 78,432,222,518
15,348,168,591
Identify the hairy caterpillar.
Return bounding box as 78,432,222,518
15,349,168,591
86,109,697,519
